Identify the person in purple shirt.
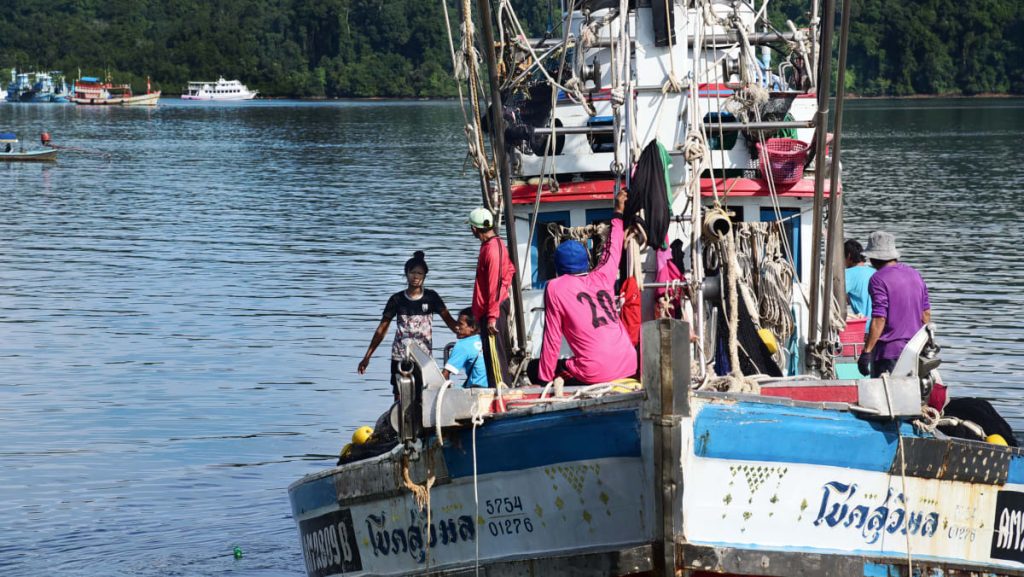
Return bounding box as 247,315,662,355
857,231,931,377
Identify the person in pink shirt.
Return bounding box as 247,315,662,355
536,189,637,384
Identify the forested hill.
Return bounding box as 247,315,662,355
0,0,1020,97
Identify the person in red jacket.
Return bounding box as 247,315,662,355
468,207,516,387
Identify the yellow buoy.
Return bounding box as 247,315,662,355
352,426,373,445
339,443,352,458
757,328,779,354
987,434,1009,446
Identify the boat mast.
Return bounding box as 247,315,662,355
475,0,528,356
806,0,837,372
818,0,854,356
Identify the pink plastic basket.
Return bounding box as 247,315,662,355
756,138,810,187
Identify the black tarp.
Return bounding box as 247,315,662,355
625,140,670,249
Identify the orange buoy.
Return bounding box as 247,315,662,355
40,132,52,146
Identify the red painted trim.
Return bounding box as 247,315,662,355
760,386,859,403
512,177,836,204
511,180,617,204
697,82,735,97
700,177,833,198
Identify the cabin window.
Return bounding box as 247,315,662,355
585,208,612,227
727,206,744,222
530,210,570,289
704,112,738,150
585,207,613,248
760,207,801,279
587,116,615,153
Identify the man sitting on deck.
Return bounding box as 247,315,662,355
533,189,637,385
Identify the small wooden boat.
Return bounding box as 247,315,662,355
71,76,160,106
0,133,57,162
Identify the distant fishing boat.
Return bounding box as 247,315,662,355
71,76,160,106
181,77,257,100
0,132,57,162
5,70,70,103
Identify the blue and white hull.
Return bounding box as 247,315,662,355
289,384,1024,576
290,402,650,576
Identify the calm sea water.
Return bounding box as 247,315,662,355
1,98,1022,576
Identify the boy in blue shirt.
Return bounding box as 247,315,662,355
443,308,487,388
845,239,874,322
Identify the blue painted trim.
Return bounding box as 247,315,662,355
1009,454,1024,485
861,562,892,577
442,408,641,478
289,474,337,518
694,402,903,472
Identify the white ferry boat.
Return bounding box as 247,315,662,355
181,77,257,100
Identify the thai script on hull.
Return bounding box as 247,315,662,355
813,482,939,544
365,509,476,563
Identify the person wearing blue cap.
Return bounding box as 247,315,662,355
534,189,637,385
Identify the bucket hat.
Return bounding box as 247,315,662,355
861,230,900,261
467,207,494,229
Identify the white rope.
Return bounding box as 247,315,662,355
661,0,683,93
496,0,591,110
720,232,760,393
440,0,493,189
897,430,913,574
523,0,579,283
434,380,453,444
733,222,795,347
470,405,485,576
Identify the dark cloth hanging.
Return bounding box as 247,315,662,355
625,140,670,250
713,281,783,378
939,398,1019,447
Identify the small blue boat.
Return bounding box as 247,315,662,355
0,132,58,161
5,70,70,103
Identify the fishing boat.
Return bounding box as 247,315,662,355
288,0,1024,576
71,76,161,106
181,77,257,100
5,70,70,103
0,132,57,161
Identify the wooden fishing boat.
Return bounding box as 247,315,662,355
288,0,1024,575
71,76,160,106
0,133,57,162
